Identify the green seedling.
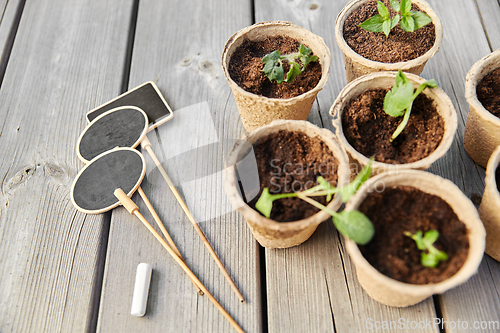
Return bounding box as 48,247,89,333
383,70,437,141
255,159,375,245
404,230,449,268
359,0,432,37
261,44,319,84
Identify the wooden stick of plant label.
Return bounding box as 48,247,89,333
137,186,203,295
141,136,245,303
114,189,244,333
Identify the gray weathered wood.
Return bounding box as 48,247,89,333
476,0,500,51
0,0,133,331
254,1,439,332
96,0,261,332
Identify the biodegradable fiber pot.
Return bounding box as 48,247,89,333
335,0,443,83
330,71,457,176
223,120,349,248
464,50,500,168
221,21,331,132
479,145,500,261
345,170,485,307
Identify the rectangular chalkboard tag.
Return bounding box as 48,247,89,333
86,81,173,132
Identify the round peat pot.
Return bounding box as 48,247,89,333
221,21,331,132
330,71,457,176
344,170,485,307
464,50,500,168
479,146,500,261
335,0,442,83
223,120,349,248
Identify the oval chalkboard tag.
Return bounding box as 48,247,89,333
77,106,148,163
71,147,146,214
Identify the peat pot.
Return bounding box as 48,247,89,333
335,0,442,82
464,49,500,168
479,145,500,261
222,21,331,131
345,170,485,307
330,71,457,176
223,120,349,248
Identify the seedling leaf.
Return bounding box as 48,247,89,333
255,188,275,218
400,15,415,32
360,0,431,35
391,15,401,29
410,11,432,30
261,44,319,83
253,160,374,245
383,70,438,140
333,211,375,245
401,0,411,15
286,63,302,83
382,18,392,37
390,0,400,12
405,230,449,268
359,15,387,34
383,71,414,117
377,0,390,20
338,158,373,203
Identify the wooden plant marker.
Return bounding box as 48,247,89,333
82,98,245,302
70,148,244,333
77,106,202,294
86,81,173,132
140,136,246,302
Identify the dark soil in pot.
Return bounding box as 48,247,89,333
245,130,338,222
228,36,322,99
476,67,500,119
342,88,444,164
343,0,436,63
358,185,469,284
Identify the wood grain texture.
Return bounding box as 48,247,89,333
422,0,500,329
96,0,261,332
253,1,439,332
0,0,133,331
476,0,500,51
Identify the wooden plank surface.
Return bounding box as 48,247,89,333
253,1,439,332
0,0,133,331
96,0,262,332
476,0,500,51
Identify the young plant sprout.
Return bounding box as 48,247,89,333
255,159,375,245
383,70,437,141
404,230,449,268
261,44,319,84
359,0,432,37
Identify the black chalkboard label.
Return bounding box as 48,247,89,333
77,106,148,163
71,148,145,214
86,81,173,131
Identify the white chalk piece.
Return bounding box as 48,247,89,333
131,263,153,317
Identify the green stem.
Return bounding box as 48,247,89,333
391,101,413,141
412,83,428,100
297,194,340,219
270,192,299,200
302,189,339,197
